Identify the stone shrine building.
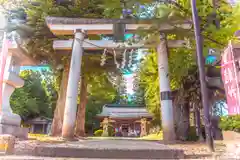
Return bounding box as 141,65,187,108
96,104,152,137
25,116,52,134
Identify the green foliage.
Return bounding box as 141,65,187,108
139,50,159,111
4,0,240,135
94,129,103,136
134,1,239,128
85,73,117,131
10,70,57,120
186,126,199,141
87,72,117,102
219,115,240,132
4,0,118,131
168,48,194,90
5,0,105,66
138,48,194,124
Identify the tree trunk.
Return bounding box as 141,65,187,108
194,106,204,141
75,76,87,137
175,103,190,141
50,64,69,136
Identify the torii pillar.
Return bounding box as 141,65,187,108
61,30,85,139
157,33,176,141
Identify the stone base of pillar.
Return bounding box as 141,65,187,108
0,113,28,139
0,124,28,139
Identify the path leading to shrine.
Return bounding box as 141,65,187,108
6,138,238,159
14,139,184,159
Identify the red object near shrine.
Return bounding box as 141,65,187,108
221,41,240,115
0,33,9,111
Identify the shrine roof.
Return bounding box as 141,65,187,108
96,104,153,119
46,17,192,35
104,104,145,108
25,116,52,125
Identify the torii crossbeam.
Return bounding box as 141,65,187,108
46,17,191,35
53,39,188,50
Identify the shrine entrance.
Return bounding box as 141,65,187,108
96,104,152,137
121,124,129,137
46,16,191,141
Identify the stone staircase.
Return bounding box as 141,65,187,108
17,139,185,159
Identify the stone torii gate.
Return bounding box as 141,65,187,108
0,42,37,138
46,17,192,141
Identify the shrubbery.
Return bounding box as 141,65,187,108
94,129,103,136
219,115,240,132
186,126,199,141
94,127,115,137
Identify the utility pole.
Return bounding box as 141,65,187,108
190,0,215,152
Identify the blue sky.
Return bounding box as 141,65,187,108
20,66,49,71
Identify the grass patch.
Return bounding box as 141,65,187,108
88,132,163,141
0,143,7,151
87,137,138,140
139,132,163,141
28,134,64,143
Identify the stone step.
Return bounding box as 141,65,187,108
0,156,191,160
34,147,184,159
31,140,184,159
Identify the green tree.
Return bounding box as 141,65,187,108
85,73,117,133
10,70,57,120
4,0,239,139
128,0,238,139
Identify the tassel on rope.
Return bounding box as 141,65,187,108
100,48,107,66
121,49,127,69
128,49,134,68
113,49,120,69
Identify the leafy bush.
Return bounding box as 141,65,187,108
219,115,240,132
94,129,103,136
149,125,161,134
10,70,57,120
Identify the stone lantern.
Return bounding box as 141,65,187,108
140,118,149,137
